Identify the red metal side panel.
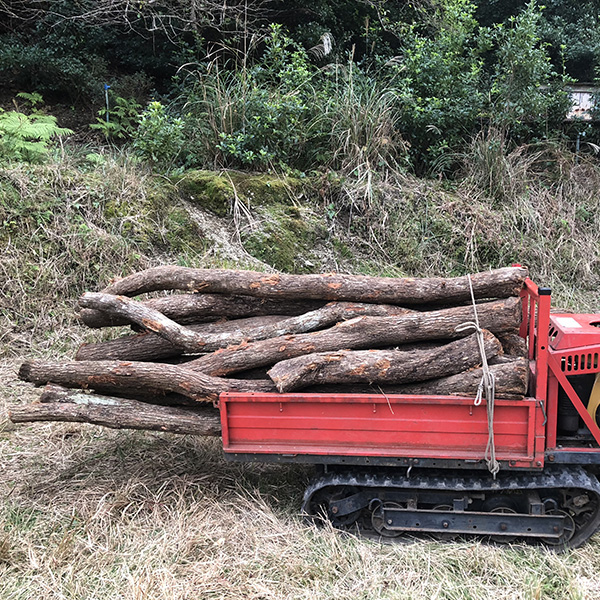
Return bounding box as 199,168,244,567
220,392,544,468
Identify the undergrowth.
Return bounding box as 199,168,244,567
3,135,600,359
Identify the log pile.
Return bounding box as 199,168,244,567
11,266,530,436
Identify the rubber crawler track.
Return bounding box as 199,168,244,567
302,465,600,548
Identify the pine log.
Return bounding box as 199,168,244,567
187,297,521,376
75,315,290,362
79,293,325,328
268,330,502,392
18,360,275,403
9,388,221,435
304,358,529,399
78,295,414,354
100,266,528,305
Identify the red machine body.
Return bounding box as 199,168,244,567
219,279,600,471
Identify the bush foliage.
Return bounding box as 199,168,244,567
0,0,596,175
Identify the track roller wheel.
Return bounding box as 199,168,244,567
309,486,362,528
370,501,404,538
482,496,520,544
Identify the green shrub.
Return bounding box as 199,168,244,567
393,0,485,173
90,94,142,140
179,24,326,171
132,101,185,169
488,1,571,141
0,37,106,101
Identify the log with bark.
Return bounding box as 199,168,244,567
497,332,528,357
9,385,221,435
99,265,528,305
19,359,276,403
12,265,531,436
79,293,326,329
77,294,414,354
388,357,529,399
75,315,290,362
304,358,529,400
186,297,521,376
268,330,502,392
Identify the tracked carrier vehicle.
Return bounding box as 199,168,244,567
219,279,600,547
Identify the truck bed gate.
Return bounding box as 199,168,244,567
219,392,545,468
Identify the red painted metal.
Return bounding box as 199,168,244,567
549,313,600,351
546,357,600,446
220,392,545,468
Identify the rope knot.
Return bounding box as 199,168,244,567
458,275,500,478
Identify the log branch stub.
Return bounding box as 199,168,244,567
188,297,521,376
101,266,528,305
268,330,502,392
18,359,275,403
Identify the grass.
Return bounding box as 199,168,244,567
4,141,600,598
2,356,600,600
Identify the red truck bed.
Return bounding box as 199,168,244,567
220,391,546,469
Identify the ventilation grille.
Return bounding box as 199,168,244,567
561,353,599,373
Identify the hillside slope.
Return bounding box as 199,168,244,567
2,146,600,356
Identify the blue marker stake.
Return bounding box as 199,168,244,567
104,84,111,123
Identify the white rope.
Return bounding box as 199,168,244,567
455,274,500,478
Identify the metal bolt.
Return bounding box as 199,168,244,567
536,461,542,467
553,526,559,533
443,521,449,529
331,506,338,514
500,523,507,531
548,455,555,462
387,519,393,525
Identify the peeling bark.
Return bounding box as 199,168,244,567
79,293,325,328
77,294,414,354
10,386,221,435
187,297,521,376
19,359,275,403
268,330,502,392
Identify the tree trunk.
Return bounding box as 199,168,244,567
303,358,529,399
385,358,529,399
75,315,290,362
9,386,221,435
268,330,502,392
79,293,326,328
18,359,275,403
100,266,528,305
187,297,521,376
78,294,414,354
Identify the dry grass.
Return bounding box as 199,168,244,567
4,144,600,598
2,358,600,600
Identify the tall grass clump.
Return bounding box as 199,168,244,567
175,25,408,180
322,64,407,210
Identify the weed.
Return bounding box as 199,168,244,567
90,95,142,140
0,98,73,163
